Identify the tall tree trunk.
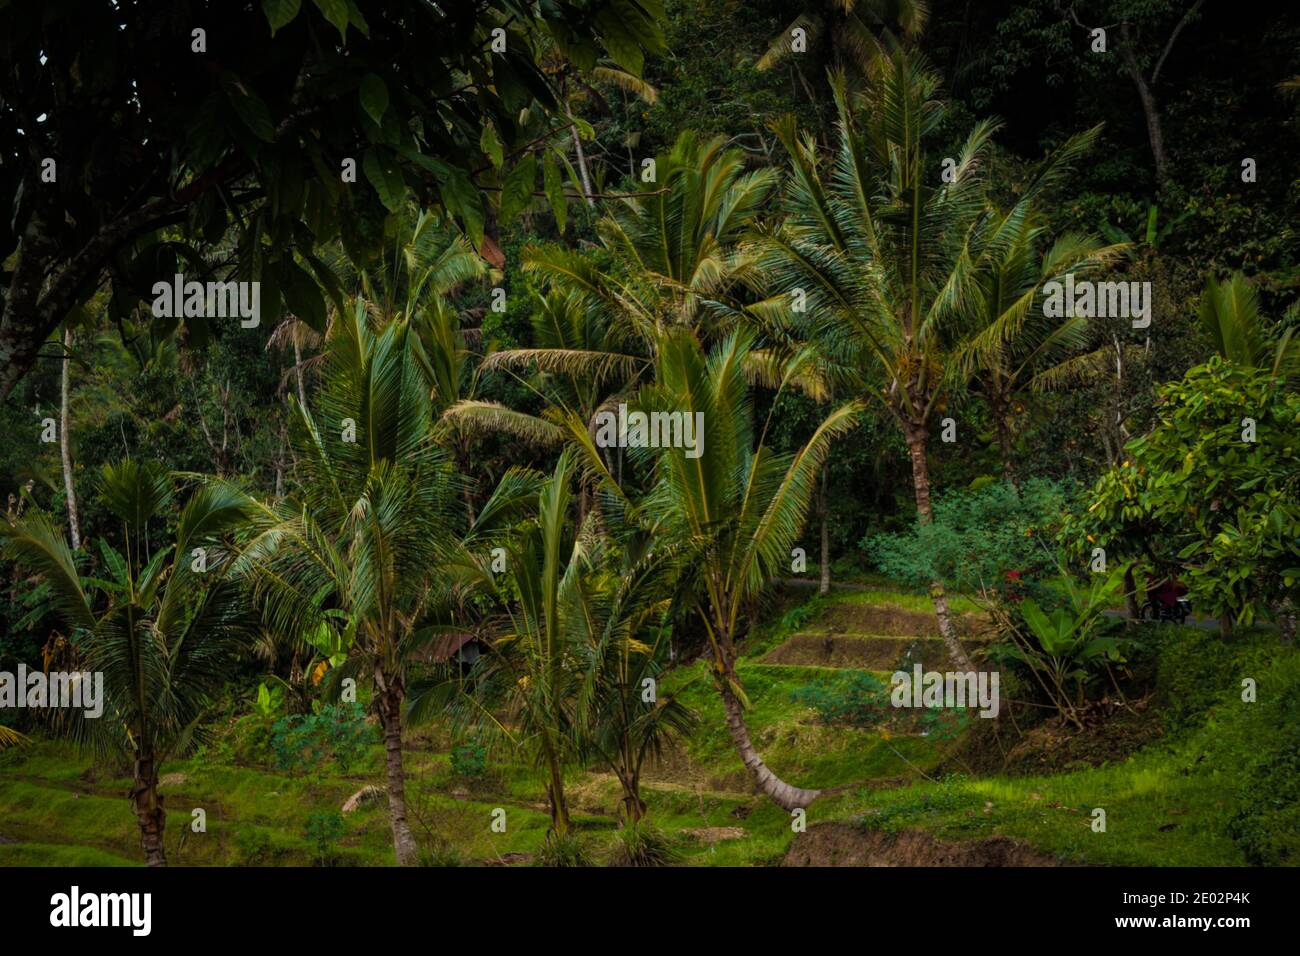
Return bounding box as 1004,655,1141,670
543,743,571,835
375,663,418,866
567,109,596,207
59,327,80,549
1270,600,1296,644
292,334,307,409
129,752,167,867
991,390,1016,485
1123,566,1142,620
905,423,973,669
818,464,831,595
618,769,646,824
1119,27,1169,193
720,677,820,810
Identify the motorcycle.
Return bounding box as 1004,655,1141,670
1140,592,1192,625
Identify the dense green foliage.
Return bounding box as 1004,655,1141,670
3,0,1298,871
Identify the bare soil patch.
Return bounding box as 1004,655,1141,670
783,823,1065,867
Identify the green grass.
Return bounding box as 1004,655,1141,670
833,586,984,616
1,589,1294,867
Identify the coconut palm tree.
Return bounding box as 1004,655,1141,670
0,460,257,865
434,451,585,834
519,131,778,353
1198,272,1298,381
963,209,1126,480
571,514,698,824
346,209,563,519
755,52,998,666
758,0,928,83
567,328,860,810
239,303,464,866
756,50,1112,662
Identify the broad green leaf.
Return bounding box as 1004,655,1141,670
439,168,484,249
226,84,275,142
281,259,327,332
595,8,644,77
359,73,389,126
543,152,566,234
500,153,536,222
363,147,407,211
345,0,369,35
480,124,504,168
312,0,349,40
262,0,301,34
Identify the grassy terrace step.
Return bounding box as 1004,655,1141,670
0,743,569,866
793,601,987,638
3,593,1281,868
661,660,954,797
762,634,987,670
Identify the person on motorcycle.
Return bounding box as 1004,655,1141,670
1145,574,1190,624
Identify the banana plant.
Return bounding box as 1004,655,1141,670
999,566,1131,730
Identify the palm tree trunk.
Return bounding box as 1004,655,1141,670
543,742,571,835
129,752,167,867
720,678,820,810
818,464,831,595
991,390,1016,485
905,424,973,669
375,663,418,866
60,327,80,549
620,773,646,824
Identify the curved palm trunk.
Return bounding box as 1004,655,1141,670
905,424,973,670
720,679,820,810
375,663,419,866
710,602,820,809
130,752,167,867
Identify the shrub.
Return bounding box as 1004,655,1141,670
232,828,276,866
792,672,890,730
1226,741,1300,865
418,843,467,867
303,810,346,866
223,712,277,767
1062,359,1300,629
1193,650,1300,865
450,740,488,779
271,701,374,776
609,823,680,867
533,832,593,867
865,478,1076,596
1153,626,1252,734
